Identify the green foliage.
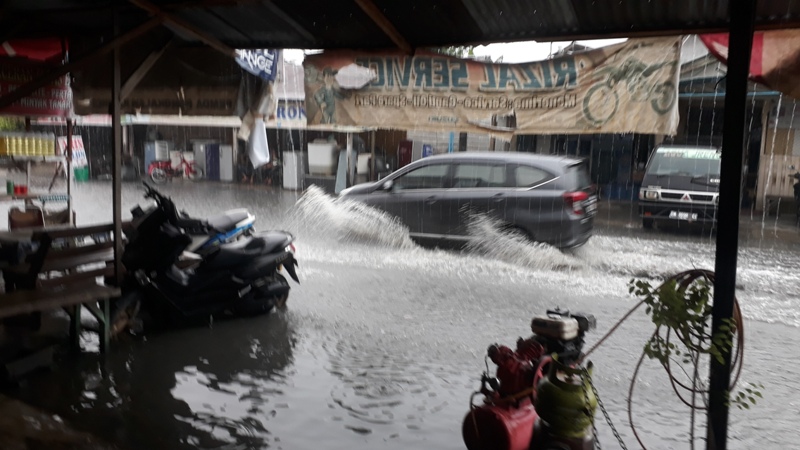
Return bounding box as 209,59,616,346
726,382,765,410
629,277,762,410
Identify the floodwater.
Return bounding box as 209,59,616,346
6,181,800,450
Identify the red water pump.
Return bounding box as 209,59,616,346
462,309,596,450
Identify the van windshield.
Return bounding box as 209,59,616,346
647,147,721,178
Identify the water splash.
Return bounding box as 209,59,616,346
464,213,580,271
293,185,415,248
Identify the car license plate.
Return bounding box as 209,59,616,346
585,196,597,215
669,211,698,220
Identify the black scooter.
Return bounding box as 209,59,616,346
112,183,299,334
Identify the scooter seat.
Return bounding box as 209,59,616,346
207,209,251,233
206,231,293,268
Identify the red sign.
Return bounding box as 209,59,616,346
0,60,73,117
56,135,87,167
700,30,800,99
0,39,63,61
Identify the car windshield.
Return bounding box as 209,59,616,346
647,147,721,177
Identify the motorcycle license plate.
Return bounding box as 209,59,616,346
669,211,698,220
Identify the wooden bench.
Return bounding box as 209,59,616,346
0,224,121,353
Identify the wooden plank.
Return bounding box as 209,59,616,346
38,265,115,289
121,37,175,101
129,0,236,57
353,0,412,53
32,223,114,240
41,248,114,272
0,285,121,319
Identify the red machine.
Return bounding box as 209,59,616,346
462,309,597,450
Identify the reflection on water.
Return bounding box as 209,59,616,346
5,183,800,450
14,312,296,450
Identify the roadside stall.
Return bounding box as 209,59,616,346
0,39,119,376
0,39,76,230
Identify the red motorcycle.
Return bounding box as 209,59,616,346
148,153,203,184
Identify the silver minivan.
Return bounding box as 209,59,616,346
338,152,596,248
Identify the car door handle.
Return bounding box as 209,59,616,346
425,196,438,205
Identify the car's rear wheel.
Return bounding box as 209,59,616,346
642,218,654,229
502,224,535,242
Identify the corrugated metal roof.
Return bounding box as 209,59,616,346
3,0,800,50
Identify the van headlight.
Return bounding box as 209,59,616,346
639,189,659,200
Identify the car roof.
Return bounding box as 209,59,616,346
418,152,584,173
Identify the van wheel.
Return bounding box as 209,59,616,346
642,218,654,229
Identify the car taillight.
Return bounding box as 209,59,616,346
563,191,589,215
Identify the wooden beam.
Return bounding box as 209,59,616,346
353,0,411,53
129,0,236,57
0,16,163,111
261,1,316,43
112,7,124,286
120,37,175,101
163,0,262,9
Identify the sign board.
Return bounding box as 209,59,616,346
56,135,88,167
303,37,681,136
266,100,307,128
701,30,800,100
0,60,72,117
235,49,280,81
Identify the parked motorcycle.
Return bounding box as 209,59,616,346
112,183,298,334
148,152,204,184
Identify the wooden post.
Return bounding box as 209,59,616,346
112,8,124,285
66,119,73,225
370,130,376,181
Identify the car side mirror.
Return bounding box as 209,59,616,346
380,180,394,191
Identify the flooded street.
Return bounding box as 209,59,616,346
6,181,800,450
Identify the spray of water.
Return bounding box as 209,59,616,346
464,213,581,271
293,185,415,248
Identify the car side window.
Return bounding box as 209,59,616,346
514,165,552,188
453,163,506,188
393,164,450,190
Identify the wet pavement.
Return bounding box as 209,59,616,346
2,180,800,450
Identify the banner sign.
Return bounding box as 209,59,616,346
235,49,280,81
303,37,681,135
0,60,72,117
56,135,88,167
701,30,800,100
